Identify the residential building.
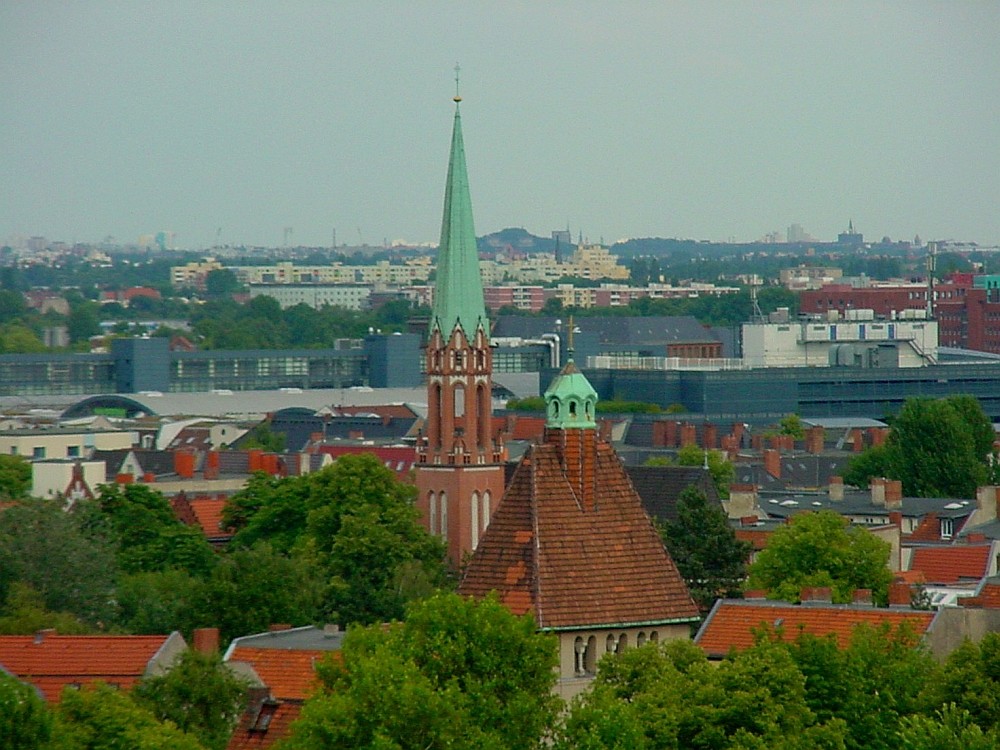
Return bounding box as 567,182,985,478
247,284,371,310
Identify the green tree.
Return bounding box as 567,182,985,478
227,455,447,626
92,484,217,576
204,268,240,297
845,396,990,498
133,649,248,750
191,544,323,644
66,300,101,345
115,569,201,635
896,704,997,750
676,444,735,498
0,500,118,627
0,583,90,635
53,683,205,750
0,454,31,499
660,486,751,611
921,633,1000,733
746,510,892,605
284,593,559,750
779,413,806,440
0,668,53,750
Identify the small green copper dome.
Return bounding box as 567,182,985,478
544,361,598,429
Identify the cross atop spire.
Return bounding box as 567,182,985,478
430,79,488,340
453,63,462,102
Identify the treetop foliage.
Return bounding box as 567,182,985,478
844,395,997,498
746,510,893,605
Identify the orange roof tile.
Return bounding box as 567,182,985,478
459,428,699,630
0,633,177,702
188,497,230,538
227,647,334,700
908,544,993,584
695,600,936,658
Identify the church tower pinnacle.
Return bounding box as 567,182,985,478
416,79,506,569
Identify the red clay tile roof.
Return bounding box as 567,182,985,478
226,700,302,750
506,415,547,441
695,600,936,658
961,578,1000,608
908,544,993,584
0,634,177,702
227,647,333,701
459,428,699,630
188,497,230,538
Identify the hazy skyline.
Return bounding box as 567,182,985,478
2,2,998,249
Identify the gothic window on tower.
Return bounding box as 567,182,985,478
454,350,464,371
428,491,437,535
439,491,448,542
482,490,491,532
454,384,465,418
471,491,480,549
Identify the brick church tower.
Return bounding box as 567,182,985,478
415,89,506,569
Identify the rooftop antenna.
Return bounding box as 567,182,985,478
453,62,462,102
750,275,764,321
926,241,937,318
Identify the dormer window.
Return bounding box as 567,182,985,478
569,400,577,417
940,517,954,540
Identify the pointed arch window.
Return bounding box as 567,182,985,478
454,384,465,418
439,491,448,543
482,490,491,532
428,491,437,535
471,491,480,549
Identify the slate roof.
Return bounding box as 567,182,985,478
908,545,994,584
734,453,852,491
0,633,181,702
625,465,721,525
458,431,699,630
695,599,937,658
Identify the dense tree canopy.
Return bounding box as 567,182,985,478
746,510,893,605
283,593,560,750
844,395,995,498
660,486,751,611
224,453,448,626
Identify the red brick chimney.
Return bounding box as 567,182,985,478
868,427,889,447
805,425,825,454
192,627,220,654
870,477,887,506
204,450,220,480
651,421,668,447
680,423,697,448
174,450,196,479
850,428,865,452
852,589,873,606
888,581,912,607
665,420,679,447
884,479,903,510
702,423,717,449
801,586,833,604
763,449,781,479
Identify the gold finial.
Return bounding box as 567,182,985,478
453,63,462,102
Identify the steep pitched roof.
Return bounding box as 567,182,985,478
431,101,488,339
908,544,994,584
695,599,936,658
0,633,182,702
227,647,330,701
459,434,699,630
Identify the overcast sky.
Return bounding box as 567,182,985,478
2,2,998,249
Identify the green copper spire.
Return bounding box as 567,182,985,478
431,95,488,339
544,334,599,430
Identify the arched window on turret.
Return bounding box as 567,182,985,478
569,400,577,418
428,491,437,535
471,491,480,549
